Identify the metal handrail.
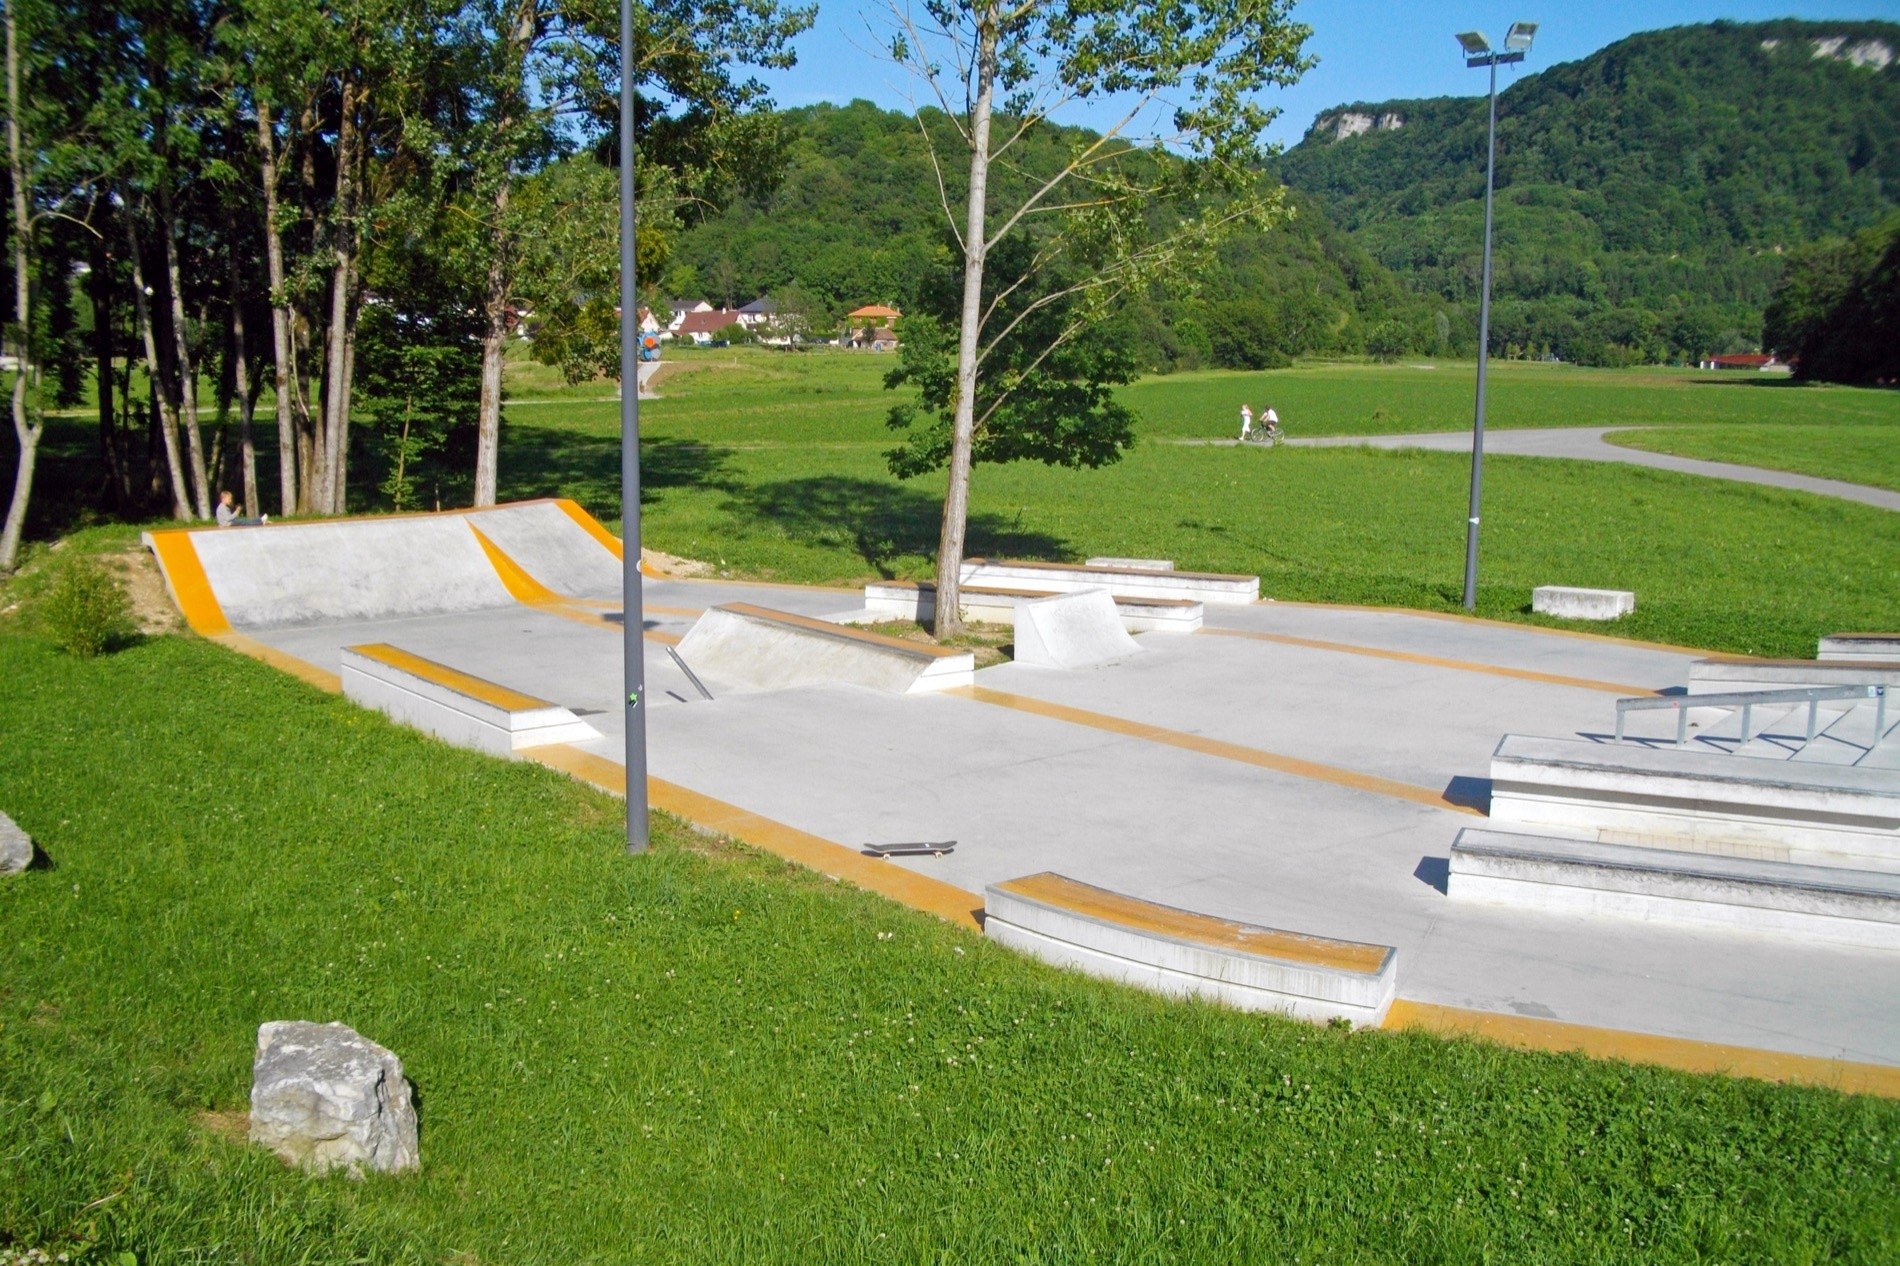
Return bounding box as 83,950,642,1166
1614,684,1887,748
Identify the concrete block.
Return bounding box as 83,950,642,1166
964,558,1259,605
1532,586,1634,621
1820,634,1900,663
985,873,1396,1026
1085,557,1175,571
1450,828,1900,949
1488,734,1900,867
341,644,601,756
1688,656,1900,694
676,603,973,695
1013,589,1142,670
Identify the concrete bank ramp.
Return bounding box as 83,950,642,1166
677,603,975,695
1014,588,1142,670
143,499,621,632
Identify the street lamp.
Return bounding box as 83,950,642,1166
620,0,649,852
1455,21,1535,611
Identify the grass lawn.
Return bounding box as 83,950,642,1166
497,350,1899,658
3,624,1897,1263
1608,423,1900,493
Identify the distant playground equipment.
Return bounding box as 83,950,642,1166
639,331,662,361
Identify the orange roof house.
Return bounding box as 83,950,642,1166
847,304,902,321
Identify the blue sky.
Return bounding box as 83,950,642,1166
752,1,1900,147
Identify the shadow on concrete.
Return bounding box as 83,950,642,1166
1442,775,1491,814
1413,855,1449,894
732,476,1067,578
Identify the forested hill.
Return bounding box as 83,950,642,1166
1275,19,1900,364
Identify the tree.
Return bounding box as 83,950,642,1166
1764,217,1900,384
879,0,1309,636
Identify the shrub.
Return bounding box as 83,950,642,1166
38,558,135,658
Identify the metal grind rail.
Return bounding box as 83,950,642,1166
1614,684,1888,751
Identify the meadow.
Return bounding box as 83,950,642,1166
497,350,1899,658
2,624,1896,1264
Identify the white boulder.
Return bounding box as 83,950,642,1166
249,1021,419,1176
0,811,32,874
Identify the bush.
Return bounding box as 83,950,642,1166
38,558,135,658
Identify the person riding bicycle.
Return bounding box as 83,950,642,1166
1261,406,1281,442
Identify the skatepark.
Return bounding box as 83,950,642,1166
142,498,1900,1088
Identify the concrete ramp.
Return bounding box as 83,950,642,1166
143,499,621,632
676,603,974,695
1013,588,1141,670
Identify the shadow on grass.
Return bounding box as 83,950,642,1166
499,432,737,517
731,476,1068,577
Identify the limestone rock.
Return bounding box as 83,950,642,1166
249,1021,419,1176
0,811,32,875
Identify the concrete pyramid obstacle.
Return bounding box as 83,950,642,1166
1012,588,1141,670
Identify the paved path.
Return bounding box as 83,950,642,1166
1277,427,1900,511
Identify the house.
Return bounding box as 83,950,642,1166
845,304,902,350
675,307,744,345
1699,352,1786,371
735,297,778,331
661,299,712,337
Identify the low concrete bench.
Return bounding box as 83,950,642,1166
963,558,1259,606
341,643,601,756
864,580,1203,633
1488,733,1900,868
1532,586,1634,621
1450,827,1900,950
1688,656,1900,694
984,872,1397,1026
1085,556,1174,571
675,603,974,695
1820,633,1900,663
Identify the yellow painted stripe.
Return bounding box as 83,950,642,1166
468,523,567,605
953,686,1481,816
552,496,670,577
144,531,232,636
524,746,983,929
646,628,681,647
997,872,1388,974
1384,1000,1900,1098
344,643,554,712
1199,627,1659,696
646,603,703,618
1267,599,1728,658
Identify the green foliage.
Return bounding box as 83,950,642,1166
1763,216,1900,384
34,556,133,658
354,306,482,512
1277,19,1900,365
3,629,1897,1261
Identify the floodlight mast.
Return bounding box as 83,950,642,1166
620,0,649,852
1457,21,1535,611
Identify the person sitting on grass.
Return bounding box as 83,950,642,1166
215,490,268,527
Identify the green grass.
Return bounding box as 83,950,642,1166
3,624,1897,1263
1608,424,1900,493
496,350,1899,658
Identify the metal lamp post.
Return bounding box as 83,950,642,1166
1455,22,1535,611
620,0,649,852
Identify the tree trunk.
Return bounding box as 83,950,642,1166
124,215,193,519
0,1,38,572
318,76,360,516
89,233,127,508
229,249,259,516
473,175,510,506
158,178,212,518
334,290,357,513
930,13,999,639
256,93,298,515
295,96,322,513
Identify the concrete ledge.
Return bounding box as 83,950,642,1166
1688,657,1900,694
866,580,1202,633
1014,589,1142,670
1533,586,1635,621
1820,634,1900,663
1086,557,1174,571
1450,828,1900,949
341,643,601,755
676,603,974,695
963,558,1259,606
984,872,1397,1026
1489,734,1900,866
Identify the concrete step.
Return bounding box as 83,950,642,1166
1488,733,1900,870
962,558,1259,606
1450,827,1900,950
1688,656,1900,694
984,872,1397,1027
864,580,1203,633
341,643,602,756
1819,633,1900,662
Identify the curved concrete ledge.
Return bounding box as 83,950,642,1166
865,580,1202,633
1451,827,1900,949
341,643,601,755
1689,656,1900,694
676,603,974,695
963,558,1259,605
984,872,1397,1026
1489,734,1900,866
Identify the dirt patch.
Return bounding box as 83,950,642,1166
196,1108,251,1145
641,547,712,579
102,546,184,635
863,618,1014,668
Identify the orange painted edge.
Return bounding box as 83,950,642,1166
552,496,669,577
344,642,554,713
212,633,339,692
468,524,567,605
1199,627,1660,697
144,532,233,637
997,872,1389,974
524,746,983,930
1384,1000,1900,1099
1264,598,1730,658
719,602,969,659
953,686,1480,817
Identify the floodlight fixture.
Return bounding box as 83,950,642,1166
1505,22,1537,52
1456,31,1492,56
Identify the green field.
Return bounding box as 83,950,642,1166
1609,424,1900,493
3,624,1896,1264
495,351,1899,658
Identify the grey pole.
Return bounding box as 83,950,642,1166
1461,54,1499,612
620,0,649,852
